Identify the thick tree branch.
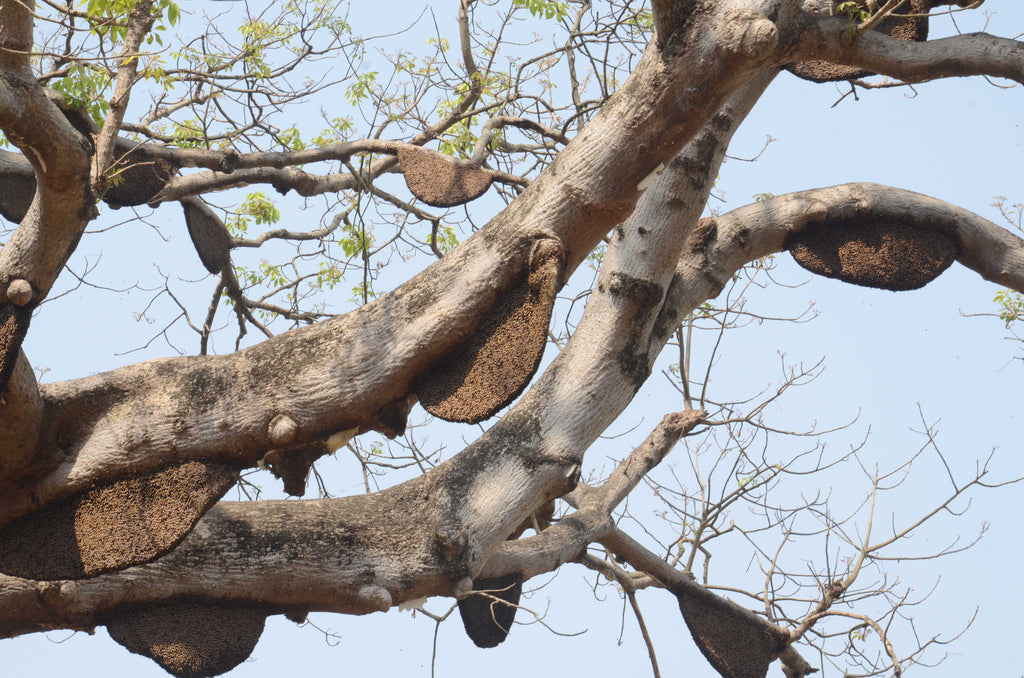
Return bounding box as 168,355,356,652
0,2,94,402
0,3,786,516
0,0,34,74
0,30,775,645
653,182,1024,352
0,410,706,637
790,19,1024,84
2,8,1018,675
727,183,1024,290
0,93,93,300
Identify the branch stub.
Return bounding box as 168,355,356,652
6,279,33,307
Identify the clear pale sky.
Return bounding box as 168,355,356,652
6,3,1023,677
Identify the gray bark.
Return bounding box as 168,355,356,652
0,1,1021,676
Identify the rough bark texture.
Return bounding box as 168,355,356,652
0,1,1021,676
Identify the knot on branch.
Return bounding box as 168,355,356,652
664,408,708,435
5,278,33,306
218,150,239,174
434,524,470,565
414,239,565,423
721,13,779,61
826,579,846,600
398,146,495,207
786,220,958,291
106,601,271,678
268,414,299,446
356,585,393,612
0,461,238,579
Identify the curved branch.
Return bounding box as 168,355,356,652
0,5,784,511
469,116,572,165
653,182,1024,352
0,30,774,647
733,183,1023,289
790,20,1024,84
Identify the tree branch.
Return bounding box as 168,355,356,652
91,0,157,196
0,5,783,519
791,19,1024,84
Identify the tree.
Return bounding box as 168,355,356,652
0,1,1022,677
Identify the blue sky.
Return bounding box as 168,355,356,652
6,2,1024,677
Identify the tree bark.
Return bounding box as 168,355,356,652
0,3,1022,674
